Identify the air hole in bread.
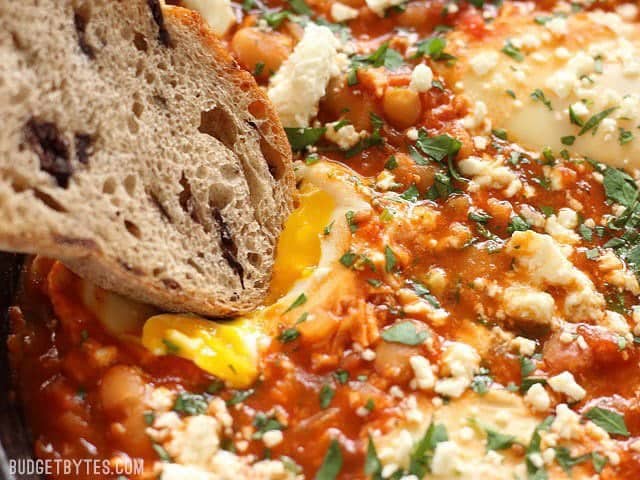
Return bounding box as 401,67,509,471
24,119,73,188
247,252,262,268
124,220,142,239
10,86,29,105
209,184,234,212
247,100,267,120
132,101,144,118
133,32,148,52
198,106,237,150
127,117,139,134
178,173,203,227
152,95,167,109
161,278,181,290
152,267,165,277
73,4,94,58
259,136,284,181
213,209,244,288
135,59,145,77
102,177,117,194
145,71,155,84
148,190,171,222
123,175,136,196
187,258,205,275
10,31,25,51
32,188,68,213
146,0,171,47
74,133,92,165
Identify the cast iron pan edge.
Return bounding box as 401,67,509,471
0,252,40,480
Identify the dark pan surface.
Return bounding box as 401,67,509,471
0,252,40,480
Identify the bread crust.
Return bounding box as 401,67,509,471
0,0,294,316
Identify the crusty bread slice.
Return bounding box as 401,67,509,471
0,0,294,316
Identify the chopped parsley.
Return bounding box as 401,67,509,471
316,439,343,480
468,209,492,224
319,384,336,409
583,407,630,437
381,321,428,346
530,88,552,110
152,443,172,462
400,184,420,202
285,127,326,151
227,388,255,406
384,245,397,272
619,128,634,145
554,446,590,474
578,107,617,136
253,413,285,439
384,155,398,170
173,392,208,415
345,210,358,232
501,40,524,62
278,327,300,343
507,214,530,234
364,436,383,478
413,37,456,62
408,422,448,477
162,338,180,354
285,293,307,312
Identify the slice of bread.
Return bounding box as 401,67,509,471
0,0,294,316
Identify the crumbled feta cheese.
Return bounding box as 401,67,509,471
462,101,489,130
431,441,460,475
166,415,221,466
406,127,419,141
458,155,521,195
362,348,376,361
365,0,405,16
506,231,605,323
570,101,589,117
603,310,631,335
325,122,363,149
511,336,536,356
545,17,568,36
435,342,480,398
545,214,580,245
409,355,436,391
182,0,236,36
525,383,551,412
548,371,586,402
470,51,499,76
262,430,283,448
473,136,489,150
331,2,359,22
502,285,555,326
551,403,581,440
409,64,433,92
268,24,341,127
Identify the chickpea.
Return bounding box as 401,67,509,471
231,27,293,79
321,77,379,131
382,87,422,129
100,366,152,457
396,2,430,29
374,340,419,383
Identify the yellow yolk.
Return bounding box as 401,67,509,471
142,314,261,388
266,182,335,302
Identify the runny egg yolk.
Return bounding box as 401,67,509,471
266,182,334,302
140,181,335,388
142,314,261,388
